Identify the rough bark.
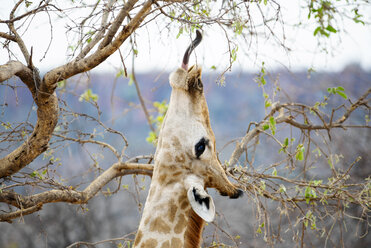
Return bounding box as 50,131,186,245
0,61,59,178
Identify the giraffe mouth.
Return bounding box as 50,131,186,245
219,188,244,199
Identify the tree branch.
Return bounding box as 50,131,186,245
8,1,31,65
0,162,153,222
336,87,371,124
0,61,59,178
0,60,31,84
98,0,138,49
75,0,116,60
0,1,52,24
0,203,43,223
228,88,371,167
0,31,16,41
130,44,156,133
43,0,153,94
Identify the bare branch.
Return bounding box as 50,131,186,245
66,234,134,248
0,32,16,42
98,0,138,49
0,203,43,223
0,1,52,24
75,0,115,60
228,88,371,167
0,162,153,222
130,44,156,133
43,0,153,93
8,1,31,65
336,87,371,124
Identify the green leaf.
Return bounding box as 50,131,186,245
313,27,322,36
233,20,244,35
284,138,289,146
279,184,286,193
262,124,269,130
337,91,347,99
260,180,266,190
265,99,272,108
260,76,266,85
304,186,312,204
296,144,305,161
231,46,238,62
1,122,12,130
312,147,321,157
272,168,277,176
116,68,126,78
269,116,275,126
269,116,276,135
79,89,99,102
279,137,289,154
25,1,32,8
57,80,66,88
128,74,134,86
326,25,337,33
327,158,334,169
146,131,157,145
176,27,183,39
210,65,216,70
353,9,365,25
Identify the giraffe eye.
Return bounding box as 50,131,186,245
191,78,203,90
197,78,203,89
195,138,208,158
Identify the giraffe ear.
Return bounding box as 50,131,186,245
187,185,215,222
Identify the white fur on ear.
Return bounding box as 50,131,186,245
169,68,188,90
185,175,215,222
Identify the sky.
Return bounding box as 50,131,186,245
1,1,371,74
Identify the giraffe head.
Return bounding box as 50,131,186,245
154,30,242,223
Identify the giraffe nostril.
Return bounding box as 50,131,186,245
220,191,228,197
229,189,243,199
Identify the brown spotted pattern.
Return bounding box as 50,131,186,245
133,66,241,247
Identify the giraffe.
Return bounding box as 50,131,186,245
133,30,243,248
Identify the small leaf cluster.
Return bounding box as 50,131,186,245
79,89,99,102
262,116,276,135
309,0,338,37
327,86,347,99
146,101,168,145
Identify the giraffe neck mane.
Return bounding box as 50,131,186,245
185,208,205,248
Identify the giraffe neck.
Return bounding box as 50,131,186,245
133,165,205,248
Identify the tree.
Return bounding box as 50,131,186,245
0,0,370,247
